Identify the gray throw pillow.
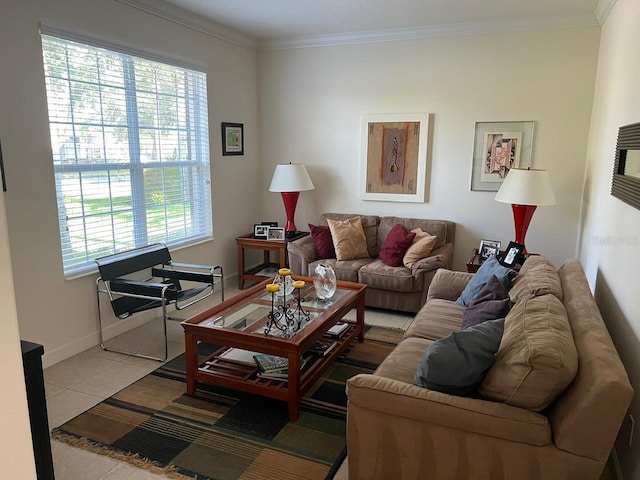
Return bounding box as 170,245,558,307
461,275,512,330
456,255,516,307
414,318,505,396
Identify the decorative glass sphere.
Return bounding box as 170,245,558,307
313,263,337,300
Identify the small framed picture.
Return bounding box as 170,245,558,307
261,221,278,227
500,241,526,267
479,239,501,261
267,227,285,240
254,224,268,238
221,122,244,156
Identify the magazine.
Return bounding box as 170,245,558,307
253,354,289,373
325,322,350,338
309,338,337,356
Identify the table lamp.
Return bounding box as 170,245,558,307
494,168,556,252
269,163,315,238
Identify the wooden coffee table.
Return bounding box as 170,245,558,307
181,276,366,420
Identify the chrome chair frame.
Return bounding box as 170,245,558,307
95,244,224,361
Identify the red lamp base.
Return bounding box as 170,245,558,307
281,191,300,236
511,204,537,253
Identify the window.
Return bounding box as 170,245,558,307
41,33,212,276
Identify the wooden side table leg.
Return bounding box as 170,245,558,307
185,332,197,395
237,244,245,289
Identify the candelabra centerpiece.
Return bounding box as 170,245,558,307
264,268,310,338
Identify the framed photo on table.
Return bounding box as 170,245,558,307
471,121,535,191
479,239,501,260
267,227,285,240
221,122,244,156
500,241,526,267
254,224,268,238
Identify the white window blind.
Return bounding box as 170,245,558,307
41,34,212,276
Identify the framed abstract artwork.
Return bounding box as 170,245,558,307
359,113,430,202
471,121,535,191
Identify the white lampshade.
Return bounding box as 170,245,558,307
268,163,315,192
495,168,556,206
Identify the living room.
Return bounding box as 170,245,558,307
0,0,638,478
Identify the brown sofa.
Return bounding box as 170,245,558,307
346,257,633,479
287,213,455,313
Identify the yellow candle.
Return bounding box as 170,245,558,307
266,284,280,292
293,280,305,289
278,268,292,276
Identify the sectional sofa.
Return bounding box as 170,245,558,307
346,256,633,479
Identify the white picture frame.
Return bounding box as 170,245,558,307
359,113,430,203
471,121,535,191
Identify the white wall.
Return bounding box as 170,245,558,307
257,27,600,271
0,0,260,366
579,0,640,476
0,192,37,478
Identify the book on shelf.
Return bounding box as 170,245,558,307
219,348,262,366
253,353,289,373
255,358,307,381
325,322,350,338
309,337,337,356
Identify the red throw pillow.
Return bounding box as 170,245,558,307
309,224,336,259
379,224,416,267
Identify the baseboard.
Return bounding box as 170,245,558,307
42,275,236,368
42,313,153,368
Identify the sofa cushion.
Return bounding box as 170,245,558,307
379,224,416,267
461,275,512,330
414,318,505,396
358,259,415,293
403,228,438,268
456,256,516,307
509,256,563,303
405,299,464,341
308,224,335,259
374,337,433,385
309,258,374,283
378,217,451,250
479,294,578,411
327,216,370,261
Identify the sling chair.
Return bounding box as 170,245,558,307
95,243,224,361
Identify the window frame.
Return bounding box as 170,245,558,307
41,30,213,277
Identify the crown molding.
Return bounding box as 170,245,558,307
260,13,599,50
594,0,617,24
115,0,258,50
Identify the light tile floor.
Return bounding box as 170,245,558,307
45,285,414,479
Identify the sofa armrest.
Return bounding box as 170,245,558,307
426,268,474,302
287,235,317,275
347,374,551,446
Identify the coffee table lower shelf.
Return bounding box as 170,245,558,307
188,323,360,420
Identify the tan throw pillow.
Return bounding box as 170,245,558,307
327,217,369,261
403,228,438,268
479,294,578,411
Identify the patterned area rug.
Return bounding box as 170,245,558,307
52,325,404,480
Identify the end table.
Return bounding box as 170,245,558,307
236,231,309,289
